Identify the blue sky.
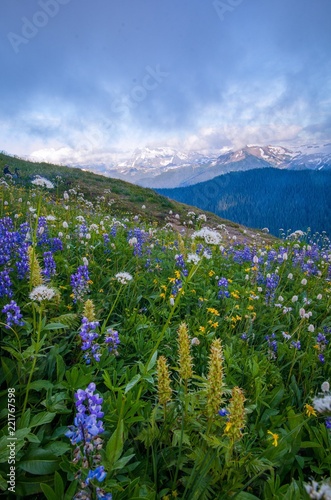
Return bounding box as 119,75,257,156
1,0,331,165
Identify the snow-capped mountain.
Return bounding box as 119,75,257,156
81,142,331,188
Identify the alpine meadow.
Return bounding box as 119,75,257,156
0,154,331,499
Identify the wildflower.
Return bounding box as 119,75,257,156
308,324,315,332
157,356,172,405
83,299,96,322
301,278,307,285
224,387,246,442
2,300,24,328
267,430,279,447
28,246,43,287
291,295,298,303
104,328,120,354
291,341,301,350
29,285,57,302
187,253,201,265
42,251,56,278
191,337,200,346
206,338,224,418
31,176,54,189
71,265,90,303
218,408,229,417
304,479,331,499
322,381,330,393
304,404,317,417
177,322,193,382
115,272,133,285
86,465,107,485
218,277,230,298
0,269,13,299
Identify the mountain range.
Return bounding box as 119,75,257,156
90,143,331,188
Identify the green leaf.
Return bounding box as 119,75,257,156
106,419,124,468
113,453,135,470
29,380,54,392
147,350,158,372
42,322,69,331
30,412,56,428
64,480,79,500
54,471,64,497
124,374,141,394
19,451,59,475
40,484,58,500
235,493,261,500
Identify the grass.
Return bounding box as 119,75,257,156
0,152,330,499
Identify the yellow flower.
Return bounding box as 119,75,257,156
267,430,279,447
160,293,166,299
247,305,254,311
199,326,206,333
174,270,181,279
207,307,220,316
161,285,167,291
231,292,240,299
209,270,215,277
168,277,176,283
304,404,317,417
224,421,232,433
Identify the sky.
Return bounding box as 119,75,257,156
1,0,331,166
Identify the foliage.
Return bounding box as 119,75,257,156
0,161,331,499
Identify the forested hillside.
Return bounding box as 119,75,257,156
157,168,331,237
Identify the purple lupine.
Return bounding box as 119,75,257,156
266,333,277,359
0,269,13,299
66,382,104,445
2,300,24,328
37,216,51,247
265,273,280,304
218,277,230,298
316,332,328,363
104,328,120,354
71,265,90,303
50,237,63,252
175,254,188,276
15,242,30,279
291,341,301,350
43,251,56,278
79,317,100,364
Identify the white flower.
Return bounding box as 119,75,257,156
282,331,291,340
197,214,207,221
308,324,315,332
299,308,306,318
192,228,222,245
292,295,298,303
141,205,146,209
63,191,69,200
301,278,307,285
321,381,330,393
191,337,200,346
169,297,175,306
304,479,331,499
313,394,331,413
128,237,138,246
287,273,293,280
278,296,284,302
253,255,259,264
63,221,68,229
29,285,57,302
317,294,323,300
187,253,201,265
257,287,263,293
82,257,89,266
31,176,54,189
282,253,288,261
46,215,56,221
115,272,133,285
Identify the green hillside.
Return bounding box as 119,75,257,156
0,152,275,244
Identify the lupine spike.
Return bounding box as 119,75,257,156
157,356,172,405
177,322,193,381
206,338,224,418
